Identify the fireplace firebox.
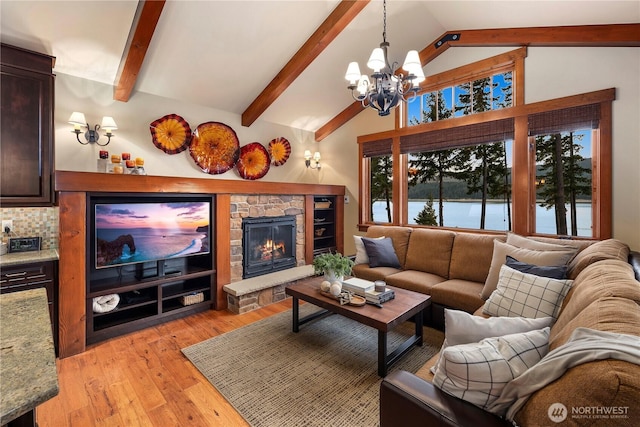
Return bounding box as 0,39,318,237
242,216,296,278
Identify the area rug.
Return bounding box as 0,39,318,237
182,304,444,427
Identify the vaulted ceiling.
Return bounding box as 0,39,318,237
1,0,638,140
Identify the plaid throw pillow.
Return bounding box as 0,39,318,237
432,327,550,410
483,265,573,320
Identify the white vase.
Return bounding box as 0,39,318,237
324,271,344,284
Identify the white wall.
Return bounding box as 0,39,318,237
55,73,321,184
55,45,640,252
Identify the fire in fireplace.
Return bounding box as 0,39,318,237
242,216,296,278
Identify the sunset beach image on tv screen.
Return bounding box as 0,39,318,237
95,201,210,269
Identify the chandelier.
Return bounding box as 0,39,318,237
344,0,425,116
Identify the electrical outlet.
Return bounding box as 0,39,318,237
2,220,13,233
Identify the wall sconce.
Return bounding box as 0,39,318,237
304,150,321,170
68,112,118,146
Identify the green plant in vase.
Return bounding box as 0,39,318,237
312,252,354,283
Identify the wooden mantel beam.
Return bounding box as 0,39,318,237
315,23,640,141
241,0,370,128
114,0,166,102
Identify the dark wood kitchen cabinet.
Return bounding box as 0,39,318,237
0,43,55,206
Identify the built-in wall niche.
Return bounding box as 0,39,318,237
85,192,216,344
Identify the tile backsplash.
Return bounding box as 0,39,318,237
0,207,59,249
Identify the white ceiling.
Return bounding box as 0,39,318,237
1,0,638,132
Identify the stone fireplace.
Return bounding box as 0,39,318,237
242,215,296,278
229,195,305,283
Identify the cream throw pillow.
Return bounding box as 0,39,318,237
506,232,577,252
483,265,573,320
481,240,577,299
353,235,383,265
432,327,550,410
430,309,553,374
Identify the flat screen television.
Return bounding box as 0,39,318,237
89,194,212,276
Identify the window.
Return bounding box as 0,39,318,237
359,50,613,238
403,120,514,231
529,104,600,237
406,72,513,126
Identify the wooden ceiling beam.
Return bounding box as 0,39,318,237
440,23,640,47
316,23,640,141
241,0,370,128
114,0,165,102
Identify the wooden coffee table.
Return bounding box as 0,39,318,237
285,276,431,376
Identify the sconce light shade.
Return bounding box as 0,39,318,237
69,112,116,146
68,112,87,129
101,116,118,132
304,150,321,170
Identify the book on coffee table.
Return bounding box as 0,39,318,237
365,289,395,304
341,278,375,296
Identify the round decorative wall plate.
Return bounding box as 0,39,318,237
189,121,240,174
236,142,271,180
149,114,192,154
268,137,291,166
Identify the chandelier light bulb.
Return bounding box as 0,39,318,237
357,75,369,95
402,50,421,74
412,67,426,87
367,48,385,72
345,62,362,84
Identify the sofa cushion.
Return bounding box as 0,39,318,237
384,270,445,295
482,240,577,299
505,255,567,279
513,359,640,427
483,265,573,320
551,259,640,343
353,235,383,265
404,229,455,278
567,238,630,279
364,226,412,268
549,297,640,351
449,233,505,283
351,264,401,282
362,237,401,268
428,279,485,314
432,328,550,410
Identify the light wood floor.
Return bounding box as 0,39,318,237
37,299,294,427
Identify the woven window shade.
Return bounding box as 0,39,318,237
529,104,600,136
400,118,514,154
362,138,393,158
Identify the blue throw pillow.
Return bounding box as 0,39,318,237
362,237,401,268
505,255,567,279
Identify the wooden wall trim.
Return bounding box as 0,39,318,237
57,191,87,358
55,171,345,196
215,194,231,309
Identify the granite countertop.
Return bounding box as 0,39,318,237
0,248,58,267
0,287,59,424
